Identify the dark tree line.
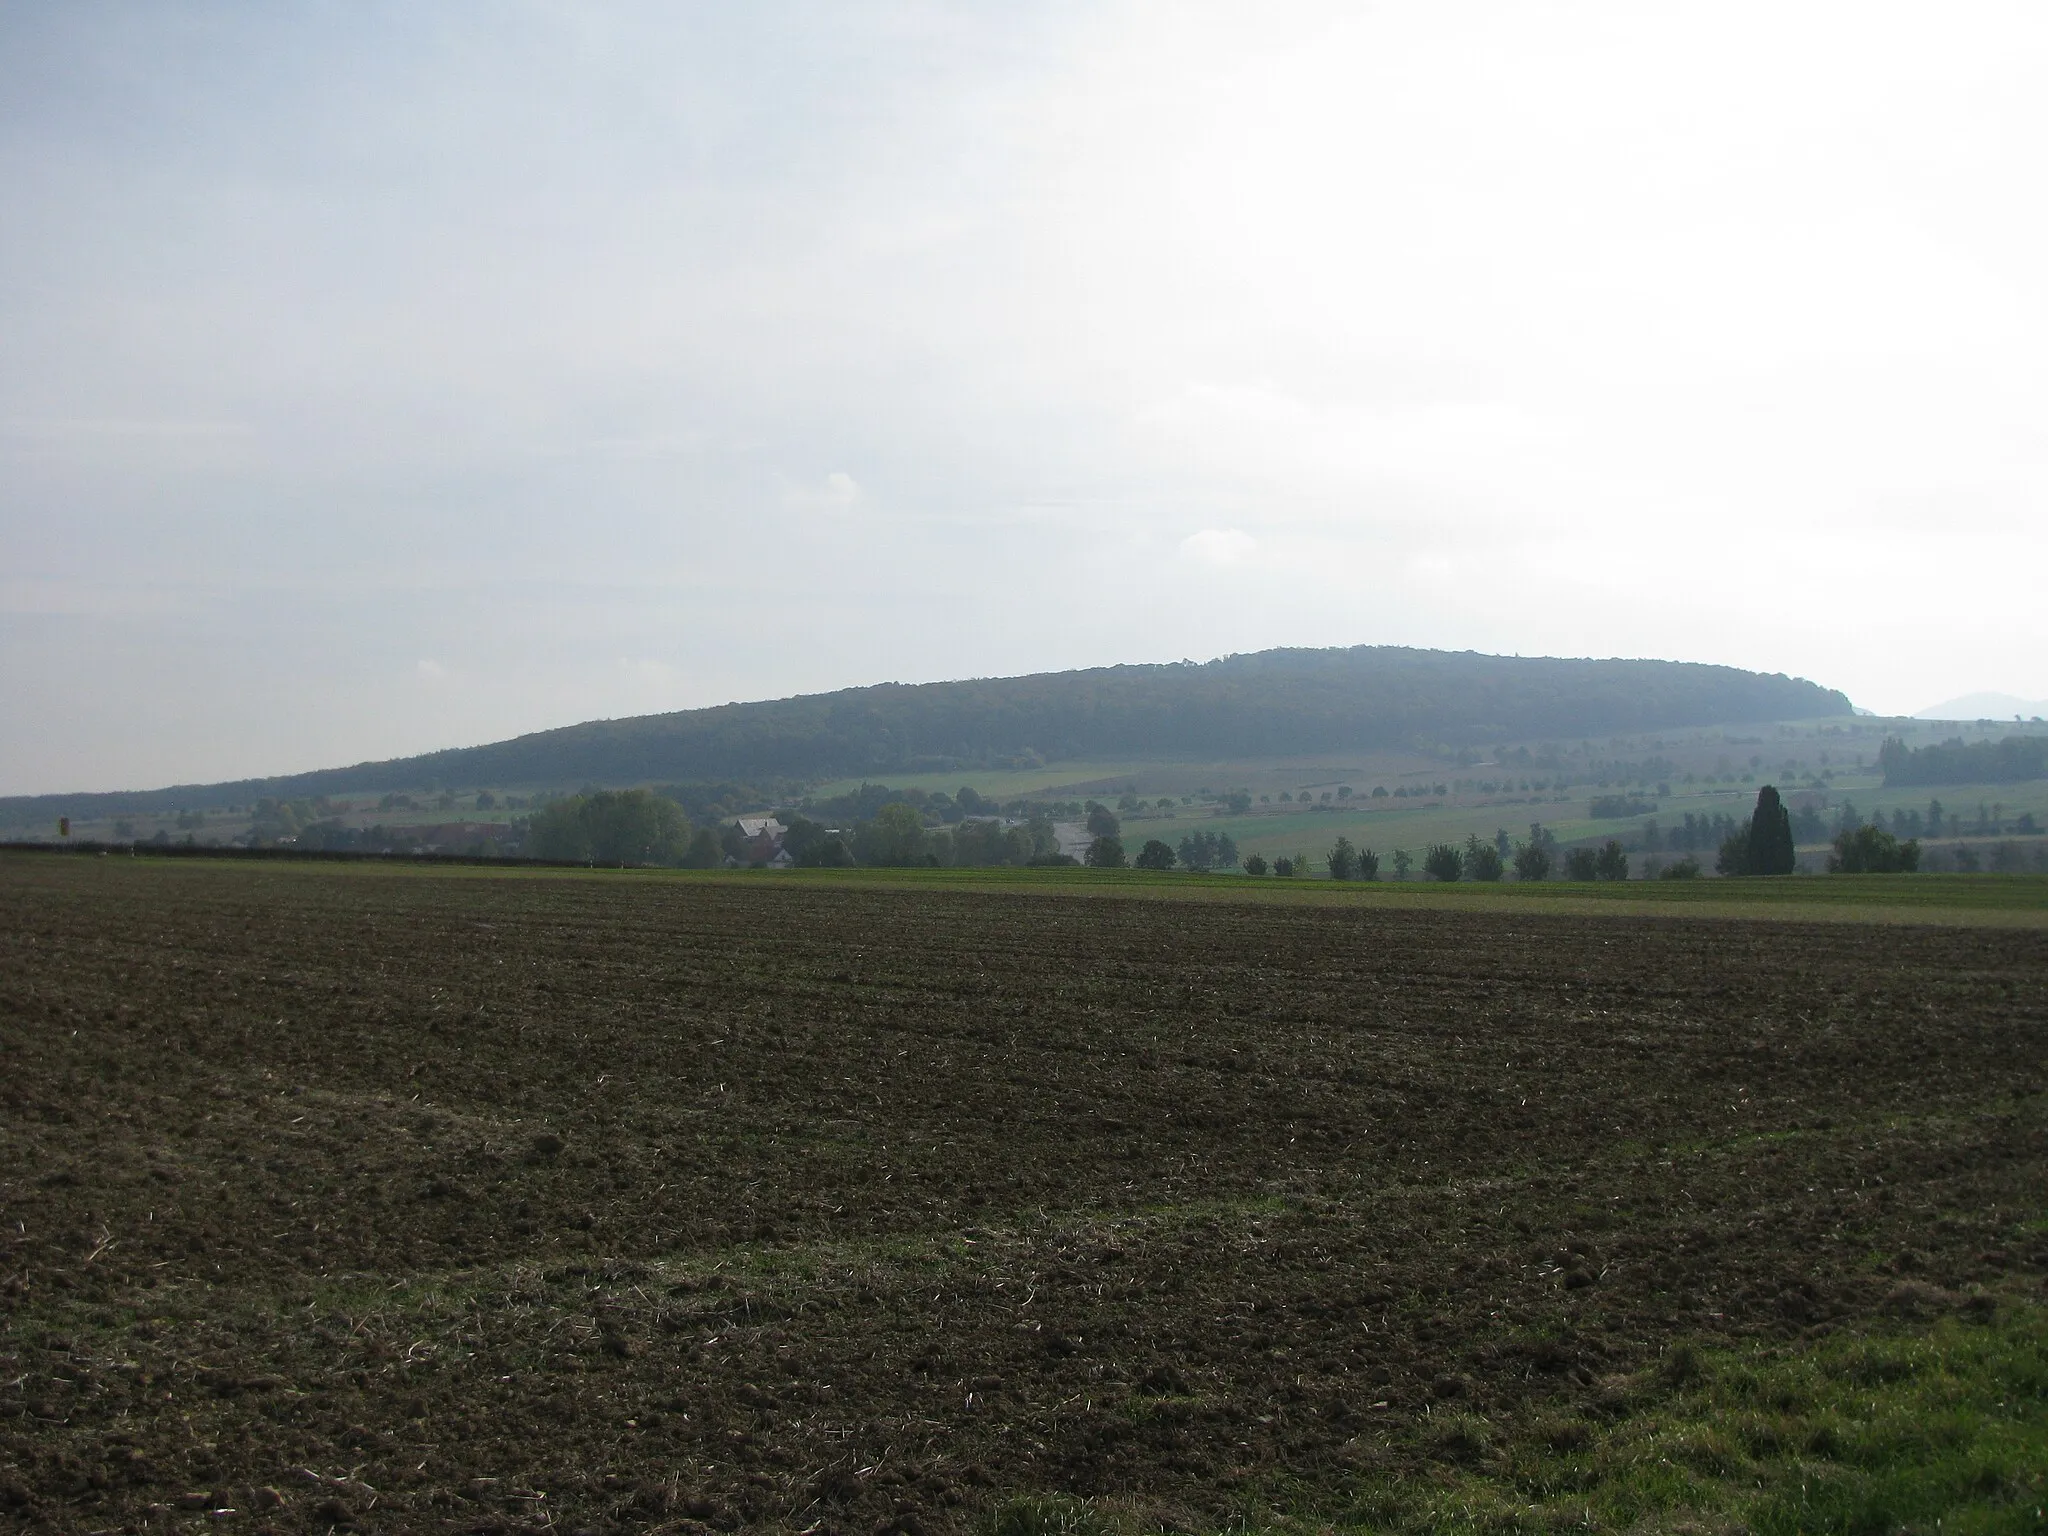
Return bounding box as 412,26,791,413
1878,734,2048,786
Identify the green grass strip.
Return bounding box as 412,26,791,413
990,1305,2048,1534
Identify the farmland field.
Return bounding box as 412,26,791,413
3,854,2046,1533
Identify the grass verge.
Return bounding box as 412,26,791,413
992,1305,2048,1534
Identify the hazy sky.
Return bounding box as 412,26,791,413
6,2,2047,793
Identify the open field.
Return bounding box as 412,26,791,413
3,854,2046,1533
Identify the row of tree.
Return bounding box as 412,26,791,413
514,781,1964,877
1878,733,2048,786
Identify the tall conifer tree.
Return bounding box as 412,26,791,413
1748,784,1796,875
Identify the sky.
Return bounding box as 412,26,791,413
5,2,2047,794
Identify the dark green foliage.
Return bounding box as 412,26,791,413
1879,733,2048,786
1242,852,1269,876
1085,835,1126,868
525,789,690,865
654,781,788,825
782,816,854,868
1423,843,1463,882
4,648,1852,823
1594,839,1630,880
1563,846,1600,880
1590,794,1657,818
1659,856,1702,879
1717,826,1752,875
1828,825,1922,873
852,803,927,866
1326,837,1358,880
1391,848,1412,879
1513,840,1553,881
1085,803,1120,838
1175,830,1238,870
1134,838,1176,871
1462,833,1504,881
1356,847,1380,880
1747,785,1797,875
806,833,855,867
1272,856,1296,877
950,816,1058,867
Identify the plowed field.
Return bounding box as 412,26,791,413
2,856,2044,1533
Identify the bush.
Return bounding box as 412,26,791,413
1356,847,1380,880
1590,794,1657,818
1828,824,1921,874
1273,856,1296,877
1242,853,1268,876
1134,838,1176,870
853,803,928,866
1468,845,1505,882
1423,843,1464,882
1563,847,1600,881
1594,839,1630,880
1085,834,1126,868
1326,837,1358,880
526,789,691,865
1716,826,1752,875
1514,841,1553,881
1659,856,1702,879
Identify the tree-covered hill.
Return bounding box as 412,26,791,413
3,646,1850,820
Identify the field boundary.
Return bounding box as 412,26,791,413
7,845,2044,926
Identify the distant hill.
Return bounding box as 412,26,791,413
1914,691,2048,721
1,646,1851,821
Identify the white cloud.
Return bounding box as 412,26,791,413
783,470,865,516
5,3,2048,788
1179,528,1257,567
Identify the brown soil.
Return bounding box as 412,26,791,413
1,856,2044,1533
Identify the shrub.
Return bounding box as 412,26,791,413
526,789,691,865
1085,834,1126,868
1659,856,1702,879
1134,838,1176,870
1326,837,1358,880
1356,847,1380,880
853,803,928,866
1468,845,1505,882
1514,841,1553,881
1423,843,1464,882
1594,839,1630,880
1828,824,1921,874
1563,847,1600,881
1242,853,1268,876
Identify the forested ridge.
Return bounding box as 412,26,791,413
4,646,1848,819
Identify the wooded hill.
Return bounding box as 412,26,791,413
4,646,1850,820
